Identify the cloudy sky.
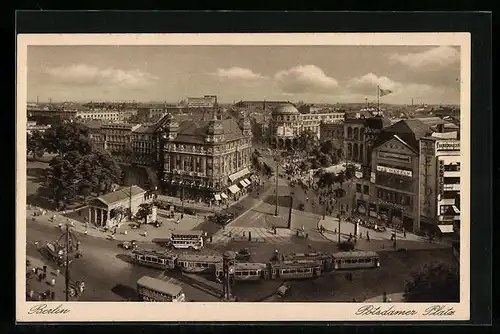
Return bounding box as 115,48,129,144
27,45,461,105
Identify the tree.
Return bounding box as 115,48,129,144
345,164,356,180
404,262,459,302
27,131,45,160
110,205,126,224
47,156,80,210
43,123,93,157
135,202,153,226
297,130,319,152
318,153,332,167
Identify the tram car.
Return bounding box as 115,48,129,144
130,248,178,270
331,251,380,270
268,260,323,280
215,262,268,282
176,254,223,274
282,252,333,272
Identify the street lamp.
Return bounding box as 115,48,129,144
287,191,294,229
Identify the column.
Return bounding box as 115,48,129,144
193,154,198,173
100,209,104,227
201,156,206,174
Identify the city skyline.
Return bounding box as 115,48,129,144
28,45,461,105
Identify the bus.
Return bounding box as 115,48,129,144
215,262,268,282
176,254,222,274
131,249,178,270
136,276,185,302
170,230,205,250
331,251,380,270
282,252,333,272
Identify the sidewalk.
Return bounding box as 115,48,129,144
316,216,451,252
27,206,205,244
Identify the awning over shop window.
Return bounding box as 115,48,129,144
228,185,241,194
229,168,251,182
452,205,460,214
437,225,454,233
214,194,221,201
240,180,248,188
244,178,251,185
221,193,228,199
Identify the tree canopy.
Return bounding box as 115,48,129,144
27,131,45,159
404,262,459,302
43,123,122,210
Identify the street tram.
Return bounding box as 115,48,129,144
282,252,333,272
176,254,222,274
131,249,178,270
136,276,185,302
215,262,268,282
170,230,204,250
268,260,323,280
331,251,380,270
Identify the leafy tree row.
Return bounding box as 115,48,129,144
29,123,123,210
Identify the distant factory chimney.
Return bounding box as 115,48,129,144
36,96,39,104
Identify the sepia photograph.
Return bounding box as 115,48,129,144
16,33,470,322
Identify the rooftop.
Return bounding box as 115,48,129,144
136,276,183,295
96,185,146,206
173,118,245,144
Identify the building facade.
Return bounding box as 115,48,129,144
131,124,156,165
100,123,141,162
76,109,121,122
270,104,345,148
186,95,217,109
86,185,153,227
157,112,254,201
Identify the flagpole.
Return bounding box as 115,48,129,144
377,85,380,113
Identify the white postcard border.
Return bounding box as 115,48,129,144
16,32,471,322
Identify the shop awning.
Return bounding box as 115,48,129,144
228,185,241,194
244,178,251,185
452,205,460,214
214,194,221,201
229,168,251,182
437,225,454,234
240,180,248,188
221,193,228,199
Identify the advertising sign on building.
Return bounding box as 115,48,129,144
436,140,460,153
376,165,412,177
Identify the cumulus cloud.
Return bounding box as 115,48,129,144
389,46,460,70
213,67,265,80
347,73,398,94
274,65,339,94
41,64,158,88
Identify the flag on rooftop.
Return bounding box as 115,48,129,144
379,88,393,97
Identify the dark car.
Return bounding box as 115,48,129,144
338,241,355,251
235,248,251,261
120,240,138,250
298,203,305,211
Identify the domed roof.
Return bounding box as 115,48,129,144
272,104,300,115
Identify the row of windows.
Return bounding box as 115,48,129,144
444,177,460,184
136,255,172,265
138,287,179,300
336,258,376,264
444,164,461,172
376,172,414,192
377,188,412,207
235,270,259,276
280,267,316,274
356,184,370,195
180,262,211,268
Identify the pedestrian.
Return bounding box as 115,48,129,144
34,240,39,248
359,232,363,239
76,241,80,251
210,235,213,243
144,231,147,237
382,292,387,302
84,229,88,235
403,228,406,238
366,231,370,242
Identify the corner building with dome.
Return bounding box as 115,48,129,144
269,103,345,149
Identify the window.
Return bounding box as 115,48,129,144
356,184,362,193
363,185,369,195
250,271,257,276
444,164,460,172
444,177,460,184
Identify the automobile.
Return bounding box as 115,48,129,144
153,220,162,228
120,240,138,250
338,241,355,251
235,248,251,261
298,203,305,211
277,283,290,297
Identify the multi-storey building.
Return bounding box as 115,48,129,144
344,116,391,166
157,112,253,201
270,103,345,148
366,119,433,232
353,117,460,234
186,95,217,109
76,109,121,122
131,124,156,165
418,128,460,235
100,123,141,162
137,107,167,121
